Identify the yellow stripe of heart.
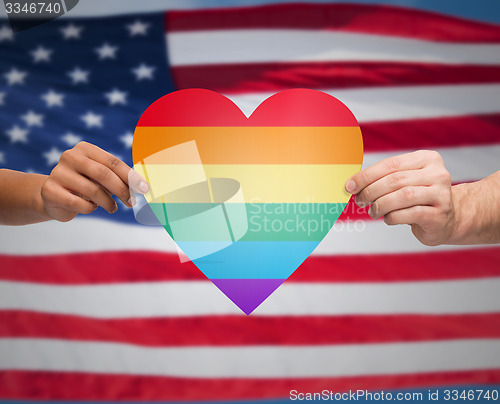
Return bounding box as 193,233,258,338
136,164,360,203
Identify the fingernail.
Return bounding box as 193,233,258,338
355,195,365,208
112,202,118,213
368,205,375,219
128,195,136,207
345,179,356,193
139,181,149,194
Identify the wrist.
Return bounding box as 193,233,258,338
447,183,473,244
448,179,492,245
31,174,52,221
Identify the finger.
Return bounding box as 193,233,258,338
56,168,118,213
368,185,439,220
75,142,149,194
128,169,149,195
383,206,435,226
355,168,435,207
44,182,97,216
345,150,439,195
73,158,133,208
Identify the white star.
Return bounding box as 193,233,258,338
0,92,5,106
60,23,83,40
41,89,64,107
95,43,118,60
43,147,63,166
132,63,155,81
127,20,150,36
68,67,89,84
120,132,134,148
5,125,29,143
81,111,103,128
0,151,5,164
30,45,53,63
61,132,82,146
21,110,44,127
105,88,127,105
0,25,14,42
4,68,27,86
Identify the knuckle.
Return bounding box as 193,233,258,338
401,186,414,201
64,195,80,211
361,170,371,186
59,149,73,163
41,178,55,197
96,165,111,181
75,141,90,150
426,150,442,163
436,169,451,184
49,165,61,178
84,182,100,197
107,156,120,169
384,156,400,172
389,172,406,186
81,203,96,215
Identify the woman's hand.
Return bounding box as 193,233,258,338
41,141,149,222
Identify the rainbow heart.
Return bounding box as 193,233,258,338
132,89,363,314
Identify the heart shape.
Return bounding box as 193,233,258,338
132,89,363,314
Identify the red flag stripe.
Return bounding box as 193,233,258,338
173,62,500,93
1,311,500,346
360,114,500,151
293,247,500,283
2,369,500,400
1,247,499,284
166,3,500,43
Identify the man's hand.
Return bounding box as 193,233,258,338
345,150,455,246
41,142,149,222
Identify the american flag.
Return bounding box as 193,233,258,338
1,0,500,401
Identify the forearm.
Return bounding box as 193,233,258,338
449,171,500,245
0,169,51,225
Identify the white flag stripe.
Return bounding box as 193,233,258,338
362,144,500,182
1,338,499,377
167,30,500,67
1,278,500,318
226,84,500,122
316,220,498,256
0,215,495,256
